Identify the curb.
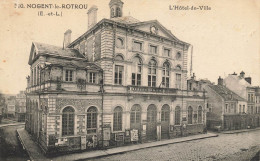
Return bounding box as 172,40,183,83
0,123,25,128
16,129,34,161
222,128,260,134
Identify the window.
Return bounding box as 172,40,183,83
161,105,170,122
163,48,171,57
239,105,242,113
62,107,74,136
116,38,124,48
111,8,114,18
175,106,181,125
188,106,193,124
176,52,182,60
87,106,97,134
116,7,121,17
162,62,170,88
198,106,202,123
130,104,141,129
148,59,157,87
243,105,245,113
133,41,142,51
113,106,123,131
176,74,181,89
150,45,157,54
132,57,142,86
114,65,123,85
65,70,73,82
89,72,96,83
225,104,228,113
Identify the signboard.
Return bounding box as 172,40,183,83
115,133,124,142
103,127,111,141
130,129,139,142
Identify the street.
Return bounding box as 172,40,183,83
0,124,29,161
88,130,260,161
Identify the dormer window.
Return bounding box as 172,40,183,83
116,7,121,17
111,8,114,18
65,70,73,82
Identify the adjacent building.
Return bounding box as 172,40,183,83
6,96,16,118
202,77,249,130
15,91,26,122
25,0,207,154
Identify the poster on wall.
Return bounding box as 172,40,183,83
130,129,138,142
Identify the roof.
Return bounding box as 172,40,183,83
226,74,252,87
47,62,102,71
34,42,85,58
110,16,140,24
209,85,246,102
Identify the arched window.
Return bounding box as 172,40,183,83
113,106,123,131
161,104,170,122
175,106,181,125
87,106,97,133
148,59,157,87
62,106,75,136
130,104,141,129
162,62,170,88
132,56,142,86
111,8,114,18
188,106,193,124
198,106,202,123
116,7,121,17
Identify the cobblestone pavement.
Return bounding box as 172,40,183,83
88,130,260,161
0,124,29,161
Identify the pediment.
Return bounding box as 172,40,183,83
28,42,39,65
130,20,180,41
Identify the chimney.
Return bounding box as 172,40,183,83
63,29,72,49
232,72,237,75
218,76,223,86
245,77,252,84
240,71,245,78
87,5,98,29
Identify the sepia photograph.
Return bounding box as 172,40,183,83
0,0,259,160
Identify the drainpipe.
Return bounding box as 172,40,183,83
100,69,105,148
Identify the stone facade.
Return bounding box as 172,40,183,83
25,0,207,155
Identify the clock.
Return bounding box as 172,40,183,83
150,25,158,34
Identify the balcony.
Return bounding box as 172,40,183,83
26,80,101,94
127,85,206,97
127,85,178,95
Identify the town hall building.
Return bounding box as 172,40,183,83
25,0,207,154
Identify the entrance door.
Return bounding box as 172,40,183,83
161,104,170,139
130,104,141,130
147,104,157,141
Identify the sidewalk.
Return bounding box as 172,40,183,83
222,127,260,134
17,128,218,161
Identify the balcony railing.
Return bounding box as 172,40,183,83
127,85,178,94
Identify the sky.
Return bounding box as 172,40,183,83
0,0,259,94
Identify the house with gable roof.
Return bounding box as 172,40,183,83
25,0,207,154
